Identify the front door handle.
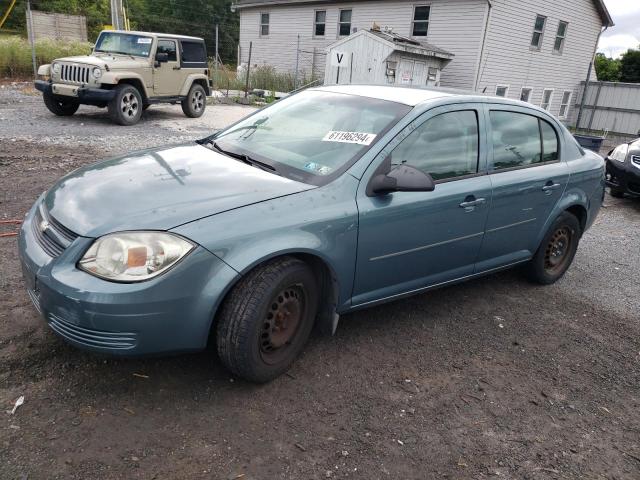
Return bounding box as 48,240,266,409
173,66,181,70
459,196,486,211
542,181,561,195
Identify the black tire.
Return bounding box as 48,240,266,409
181,83,206,118
43,91,79,116
216,257,319,383
609,188,625,198
524,212,581,285
108,84,143,126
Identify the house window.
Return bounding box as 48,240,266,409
541,89,553,111
495,85,509,97
520,87,532,103
554,21,568,53
338,9,352,36
314,10,326,36
559,90,571,118
531,14,546,49
412,5,430,37
260,13,269,36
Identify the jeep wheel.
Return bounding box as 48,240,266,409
216,257,319,383
108,84,143,126
43,92,79,116
181,84,206,118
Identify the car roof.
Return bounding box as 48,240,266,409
313,84,458,106
104,30,204,41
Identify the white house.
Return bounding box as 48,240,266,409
233,0,613,121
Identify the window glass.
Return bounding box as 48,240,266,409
554,21,568,52
412,6,430,36
339,9,352,36
95,32,153,57
490,111,541,170
531,15,546,48
540,120,559,161
157,40,177,61
315,10,326,36
541,89,553,110
390,110,479,181
520,88,532,102
559,91,571,118
260,13,270,36
181,41,206,63
495,86,508,97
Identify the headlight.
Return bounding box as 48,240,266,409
78,232,194,282
92,67,102,79
52,63,61,74
610,144,628,163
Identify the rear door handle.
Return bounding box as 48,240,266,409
542,182,561,195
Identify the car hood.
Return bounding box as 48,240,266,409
55,54,149,69
43,144,315,238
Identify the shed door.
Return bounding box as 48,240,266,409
412,61,426,85
398,59,414,85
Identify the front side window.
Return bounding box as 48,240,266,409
531,14,546,49
554,21,568,52
490,111,559,170
390,110,479,181
214,91,410,186
260,13,270,36
520,88,532,102
338,9,352,36
314,10,326,36
412,5,430,37
495,85,508,97
559,90,571,118
541,89,553,111
157,40,177,62
95,32,153,57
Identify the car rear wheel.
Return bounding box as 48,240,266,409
524,212,581,285
43,91,79,116
216,257,318,383
181,83,206,118
609,188,625,198
108,84,143,126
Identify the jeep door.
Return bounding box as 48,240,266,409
474,105,570,271
153,38,183,96
352,104,492,307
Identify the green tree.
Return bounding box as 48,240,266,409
594,53,621,82
619,48,640,83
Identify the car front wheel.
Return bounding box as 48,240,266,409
181,83,206,118
216,257,319,383
108,84,143,126
524,212,581,285
43,91,79,116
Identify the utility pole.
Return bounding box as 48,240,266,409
214,24,219,85
244,41,252,98
26,0,36,77
110,0,123,30
294,34,300,89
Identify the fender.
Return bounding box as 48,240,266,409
37,64,51,76
100,72,152,98
179,73,210,96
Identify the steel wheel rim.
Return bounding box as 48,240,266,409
192,90,204,112
121,92,138,118
260,285,305,364
544,226,572,274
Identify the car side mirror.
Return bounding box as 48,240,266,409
155,52,169,66
368,163,436,196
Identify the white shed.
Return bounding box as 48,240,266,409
324,28,454,87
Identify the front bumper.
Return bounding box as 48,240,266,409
18,198,238,356
35,80,116,104
606,159,640,195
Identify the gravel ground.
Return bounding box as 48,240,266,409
1,83,640,480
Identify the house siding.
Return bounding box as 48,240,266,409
238,0,487,89
476,0,602,120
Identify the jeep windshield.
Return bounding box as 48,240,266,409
210,90,411,186
94,32,153,58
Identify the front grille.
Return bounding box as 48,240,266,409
59,63,91,84
32,205,78,257
49,313,137,350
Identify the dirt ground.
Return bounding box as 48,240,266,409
1,84,640,480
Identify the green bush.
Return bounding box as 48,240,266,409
0,36,92,78
210,62,317,94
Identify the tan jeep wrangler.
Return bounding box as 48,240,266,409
35,30,211,126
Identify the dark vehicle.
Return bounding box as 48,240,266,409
606,138,640,197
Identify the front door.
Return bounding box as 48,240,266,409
352,104,492,307
153,38,182,96
475,106,570,271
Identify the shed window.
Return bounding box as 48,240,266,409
559,90,571,118
531,14,546,49
338,9,352,36
314,10,326,36
495,85,508,97
554,21,568,53
520,87,532,103
412,6,430,37
260,13,270,36
541,89,553,111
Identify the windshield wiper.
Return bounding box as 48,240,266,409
211,141,278,174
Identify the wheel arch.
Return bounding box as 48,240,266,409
180,74,211,96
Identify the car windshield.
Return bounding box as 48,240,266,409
212,90,411,185
95,32,153,57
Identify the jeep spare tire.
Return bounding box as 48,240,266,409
182,83,206,118
108,84,143,126
43,91,79,116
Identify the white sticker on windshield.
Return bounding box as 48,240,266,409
137,38,152,44
322,131,377,145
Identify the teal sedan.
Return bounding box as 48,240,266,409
18,85,605,382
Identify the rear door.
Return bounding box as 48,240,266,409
475,105,570,271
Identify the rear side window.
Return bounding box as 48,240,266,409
391,110,479,181
181,41,206,65
490,111,559,171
